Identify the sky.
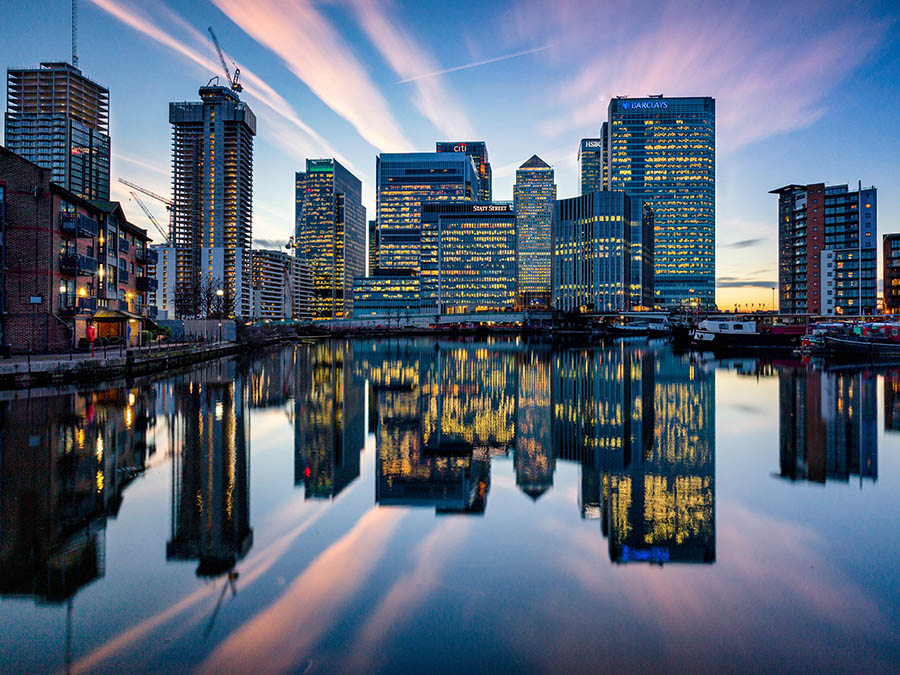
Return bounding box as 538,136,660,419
1,0,899,309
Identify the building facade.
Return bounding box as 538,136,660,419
251,249,293,320
368,219,378,275
0,146,152,353
514,155,556,307
578,136,605,195
420,202,517,314
884,234,900,314
606,96,715,309
150,244,176,320
552,191,652,313
5,62,110,201
772,182,877,315
436,141,492,201
169,86,256,319
376,152,478,273
294,158,366,320
352,270,420,319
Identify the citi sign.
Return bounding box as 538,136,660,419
453,144,467,152
621,101,668,110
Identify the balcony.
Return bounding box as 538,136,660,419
118,269,130,284
60,213,99,237
119,237,130,254
136,248,158,265
59,292,76,313
78,296,97,313
58,253,98,276
78,255,98,275
136,276,158,292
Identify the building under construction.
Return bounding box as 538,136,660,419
4,62,110,200
169,85,255,319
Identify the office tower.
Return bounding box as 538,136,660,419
352,270,420,319
368,219,378,275
376,152,478,273
5,62,110,201
436,141,492,201
606,96,715,309
772,182,877,315
578,136,605,194
884,234,900,313
552,191,652,312
294,159,366,320
420,202,517,314
778,367,877,484
514,155,556,307
169,85,256,319
250,249,295,320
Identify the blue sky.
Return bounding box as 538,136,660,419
2,0,899,308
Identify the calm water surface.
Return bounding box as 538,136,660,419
0,338,898,673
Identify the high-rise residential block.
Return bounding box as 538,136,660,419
420,202,517,314
376,152,477,273
294,158,366,320
169,85,255,319
5,62,110,201
772,182,876,315
552,191,653,313
514,155,556,307
606,96,715,309
436,141,492,201
884,234,900,314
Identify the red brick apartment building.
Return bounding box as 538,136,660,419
0,146,157,353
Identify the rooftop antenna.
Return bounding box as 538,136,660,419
71,0,79,67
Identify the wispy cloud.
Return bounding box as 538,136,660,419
397,44,551,84
87,0,345,165
349,0,474,139
211,0,414,152
722,238,764,249
717,277,777,288
111,152,168,176
515,0,887,151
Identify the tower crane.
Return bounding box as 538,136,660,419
208,26,242,93
118,178,172,207
128,191,170,245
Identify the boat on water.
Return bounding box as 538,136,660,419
606,322,650,337
824,335,900,358
692,319,805,351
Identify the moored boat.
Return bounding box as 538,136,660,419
692,319,803,352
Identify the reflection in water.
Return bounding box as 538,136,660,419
779,367,877,485
358,339,715,562
294,341,364,499
0,385,153,601
884,370,900,433
166,360,253,577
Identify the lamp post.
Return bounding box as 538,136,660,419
215,288,224,341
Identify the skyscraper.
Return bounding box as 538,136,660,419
606,96,715,309
5,62,110,200
368,219,378,275
772,182,877,315
552,191,652,313
436,141,492,201
578,136,605,195
514,155,556,307
420,202,517,314
294,159,366,320
376,152,478,273
884,233,900,314
169,85,256,319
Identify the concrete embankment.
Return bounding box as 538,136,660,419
0,342,247,389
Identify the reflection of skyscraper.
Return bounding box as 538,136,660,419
167,361,252,576
779,368,877,484
884,371,900,432
0,385,152,601
294,341,364,499
515,351,554,500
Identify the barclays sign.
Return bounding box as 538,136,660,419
621,100,668,110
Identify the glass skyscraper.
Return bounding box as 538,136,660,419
552,191,652,312
170,85,256,319
606,97,715,309
514,155,556,307
436,141,492,201
578,135,605,195
376,152,477,273
5,62,110,201
295,158,366,320
420,202,517,314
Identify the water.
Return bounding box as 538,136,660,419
0,338,898,673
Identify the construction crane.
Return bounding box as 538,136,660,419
71,0,78,67
208,26,242,93
128,191,170,245
118,178,172,207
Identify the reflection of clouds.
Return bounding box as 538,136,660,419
201,508,406,674
347,518,472,672
554,501,894,671
71,498,329,673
